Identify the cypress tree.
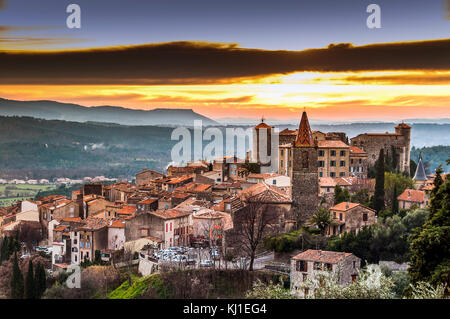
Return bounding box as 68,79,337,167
25,259,35,299
392,183,399,215
10,253,24,299
374,148,386,212
35,262,47,299
0,236,8,263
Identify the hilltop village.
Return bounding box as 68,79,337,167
0,111,447,299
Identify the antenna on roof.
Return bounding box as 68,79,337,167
261,115,265,123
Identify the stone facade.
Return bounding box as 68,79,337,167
327,202,376,236
350,123,411,175
290,249,361,298
292,145,319,224
135,169,164,186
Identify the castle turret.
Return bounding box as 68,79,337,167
252,118,273,173
291,111,319,225
395,122,411,175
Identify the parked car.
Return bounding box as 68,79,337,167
199,260,213,267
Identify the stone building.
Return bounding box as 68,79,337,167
350,123,411,175
279,130,350,179
290,249,361,298
397,189,428,209
251,120,275,173
349,146,369,179
326,202,376,236
135,169,164,186
291,111,319,225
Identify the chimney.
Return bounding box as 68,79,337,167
345,202,349,209
408,190,411,198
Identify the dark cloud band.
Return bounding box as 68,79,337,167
0,39,449,85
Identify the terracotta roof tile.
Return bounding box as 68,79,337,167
330,202,360,211
150,209,191,219
397,189,425,203
349,146,367,154
318,140,349,148
292,249,354,264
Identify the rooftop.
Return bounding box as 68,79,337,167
398,189,425,203
292,249,354,264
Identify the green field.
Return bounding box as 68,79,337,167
0,184,56,207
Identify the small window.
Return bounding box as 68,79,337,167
339,172,345,177
353,261,356,268
330,161,336,167
330,150,336,156
340,150,346,156
339,213,343,221
330,172,336,177
319,172,323,177
314,262,321,270
281,150,284,156
318,150,324,157
272,179,276,185
363,213,368,221
340,161,345,167
296,260,307,272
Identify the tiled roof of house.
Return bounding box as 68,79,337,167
247,173,281,179
166,175,193,185
319,177,337,187
138,198,158,204
54,225,68,232
59,217,83,223
330,202,360,211
398,189,425,203
349,146,367,155
292,249,354,264
239,182,291,204
118,206,136,215
318,140,349,148
150,209,191,220
108,220,125,228
175,182,212,193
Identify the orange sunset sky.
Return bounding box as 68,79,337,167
1,0,449,121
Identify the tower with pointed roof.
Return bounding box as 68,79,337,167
413,152,428,189
291,111,319,225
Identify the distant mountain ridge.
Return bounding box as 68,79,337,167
0,98,218,126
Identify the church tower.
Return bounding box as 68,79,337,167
291,111,319,225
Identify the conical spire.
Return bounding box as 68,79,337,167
295,111,314,146
413,152,427,181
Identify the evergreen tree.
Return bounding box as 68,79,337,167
10,253,24,299
25,259,35,299
392,184,399,215
409,175,450,288
334,185,350,205
34,262,47,299
0,236,8,263
374,149,386,212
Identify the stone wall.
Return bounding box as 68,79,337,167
291,146,319,225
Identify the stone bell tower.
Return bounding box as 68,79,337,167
291,111,319,225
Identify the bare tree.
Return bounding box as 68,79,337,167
233,199,280,271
